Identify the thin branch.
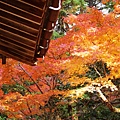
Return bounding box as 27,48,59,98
11,77,33,94
26,100,32,114
96,87,120,112
18,63,33,81
19,110,28,116
93,65,102,78
18,63,43,94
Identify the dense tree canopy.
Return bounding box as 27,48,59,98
0,0,120,119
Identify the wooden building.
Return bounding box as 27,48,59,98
0,0,62,65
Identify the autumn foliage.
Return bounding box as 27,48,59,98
0,2,120,119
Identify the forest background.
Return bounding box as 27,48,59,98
0,0,120,119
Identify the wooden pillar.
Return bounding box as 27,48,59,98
0,54,6,64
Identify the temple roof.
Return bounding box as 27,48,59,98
0,0,62,65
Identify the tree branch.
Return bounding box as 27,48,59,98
96,87,120,113
18,63,43,94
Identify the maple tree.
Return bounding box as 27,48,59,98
53,0,119,39
0,0,120,119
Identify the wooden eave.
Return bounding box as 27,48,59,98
0,0,62,65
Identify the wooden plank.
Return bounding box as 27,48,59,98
1,0,45,16
0,1,42,23
0,36,35,52
21,0,47,9
0,50,36,65
0,44,34,58
1,16,38,36
1,9,40,29
1,23,37,41
0,45,35,62
0,29,36,48
1,8,40,26
0,38,34,57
